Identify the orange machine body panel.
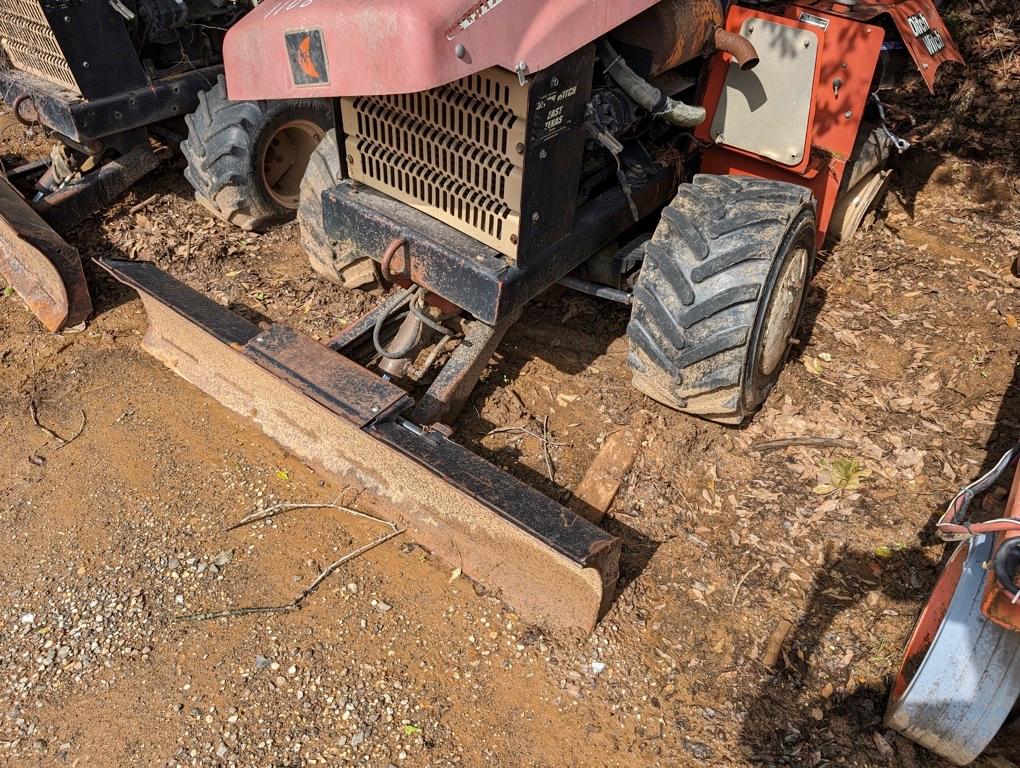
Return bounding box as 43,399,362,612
981,463,1020,633
697,4,886,246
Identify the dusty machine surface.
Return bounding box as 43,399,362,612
88,0,962,631
887,446,1020,764
0,0,330,332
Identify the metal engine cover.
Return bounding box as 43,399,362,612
0,0,147,99
342,67,529,258
339,48,594,265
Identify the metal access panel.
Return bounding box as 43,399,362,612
708,17,819,166
0,0,147,99
341,46,594,265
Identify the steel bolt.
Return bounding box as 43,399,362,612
455,44,466,59
539,149,548,159
515,143,525,155
844,110,853,119
803,39,810,48
532,212,540,222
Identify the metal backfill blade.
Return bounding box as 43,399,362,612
96,258,621,632
0,176,91,331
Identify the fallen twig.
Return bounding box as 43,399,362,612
542,415,555,482
177,604,299,622
228,502,342,531
30,401,86,448
731,562,762,605
179,500,404,623
129,193,159,214
291,526,404,607
752,436,857,454
485,424,568,446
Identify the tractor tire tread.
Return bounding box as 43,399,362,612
298,128,377,289
182,76,330,232
627,174,814,423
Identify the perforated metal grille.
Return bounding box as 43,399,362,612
0,0,80,95
342,68,528,258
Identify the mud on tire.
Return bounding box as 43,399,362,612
298,128,377,289
627,174,816,424
182,76,331,231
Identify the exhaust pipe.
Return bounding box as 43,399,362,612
713,27,759,71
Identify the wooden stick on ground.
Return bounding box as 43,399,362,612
178,501,403,622
541,415,555,482
568,411,648,524
752,436,857,454
761,618,795,669
30,401,86,448
129,194,159,214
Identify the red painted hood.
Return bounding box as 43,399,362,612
224,0,661,100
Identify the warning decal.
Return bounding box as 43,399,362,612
285,29,329,86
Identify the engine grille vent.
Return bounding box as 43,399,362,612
0,0,80,95
342,68,529,259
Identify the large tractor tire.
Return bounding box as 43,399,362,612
182,76,331,231
627,174,815,424
297,128,377,289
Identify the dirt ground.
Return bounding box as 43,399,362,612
2,8,1020,767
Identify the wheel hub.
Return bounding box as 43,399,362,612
758,245,809,376
259,119,325,210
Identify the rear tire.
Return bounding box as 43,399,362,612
627,174,816,424
182,76,331,231
298,128,377,289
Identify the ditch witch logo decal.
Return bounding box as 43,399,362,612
285,29,329,86
906,12,946,56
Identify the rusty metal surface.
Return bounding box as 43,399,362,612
224,0,661,100
369,420,619,571
0,175,90,331
38,146,160,232
101,257,621,632
323,166,677,324
244,324,411,428
712,28,758,71
412,311,520,427
95,258,260,347
612,0,723,76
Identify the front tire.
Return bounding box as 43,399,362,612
297,129,377,289
182,76,331,231
627,174,816,424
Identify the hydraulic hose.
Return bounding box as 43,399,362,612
596,39,706,128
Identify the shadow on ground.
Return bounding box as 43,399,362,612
738,356,1020,765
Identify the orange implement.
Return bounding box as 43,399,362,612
0,175,91,332
982,462,1020,632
